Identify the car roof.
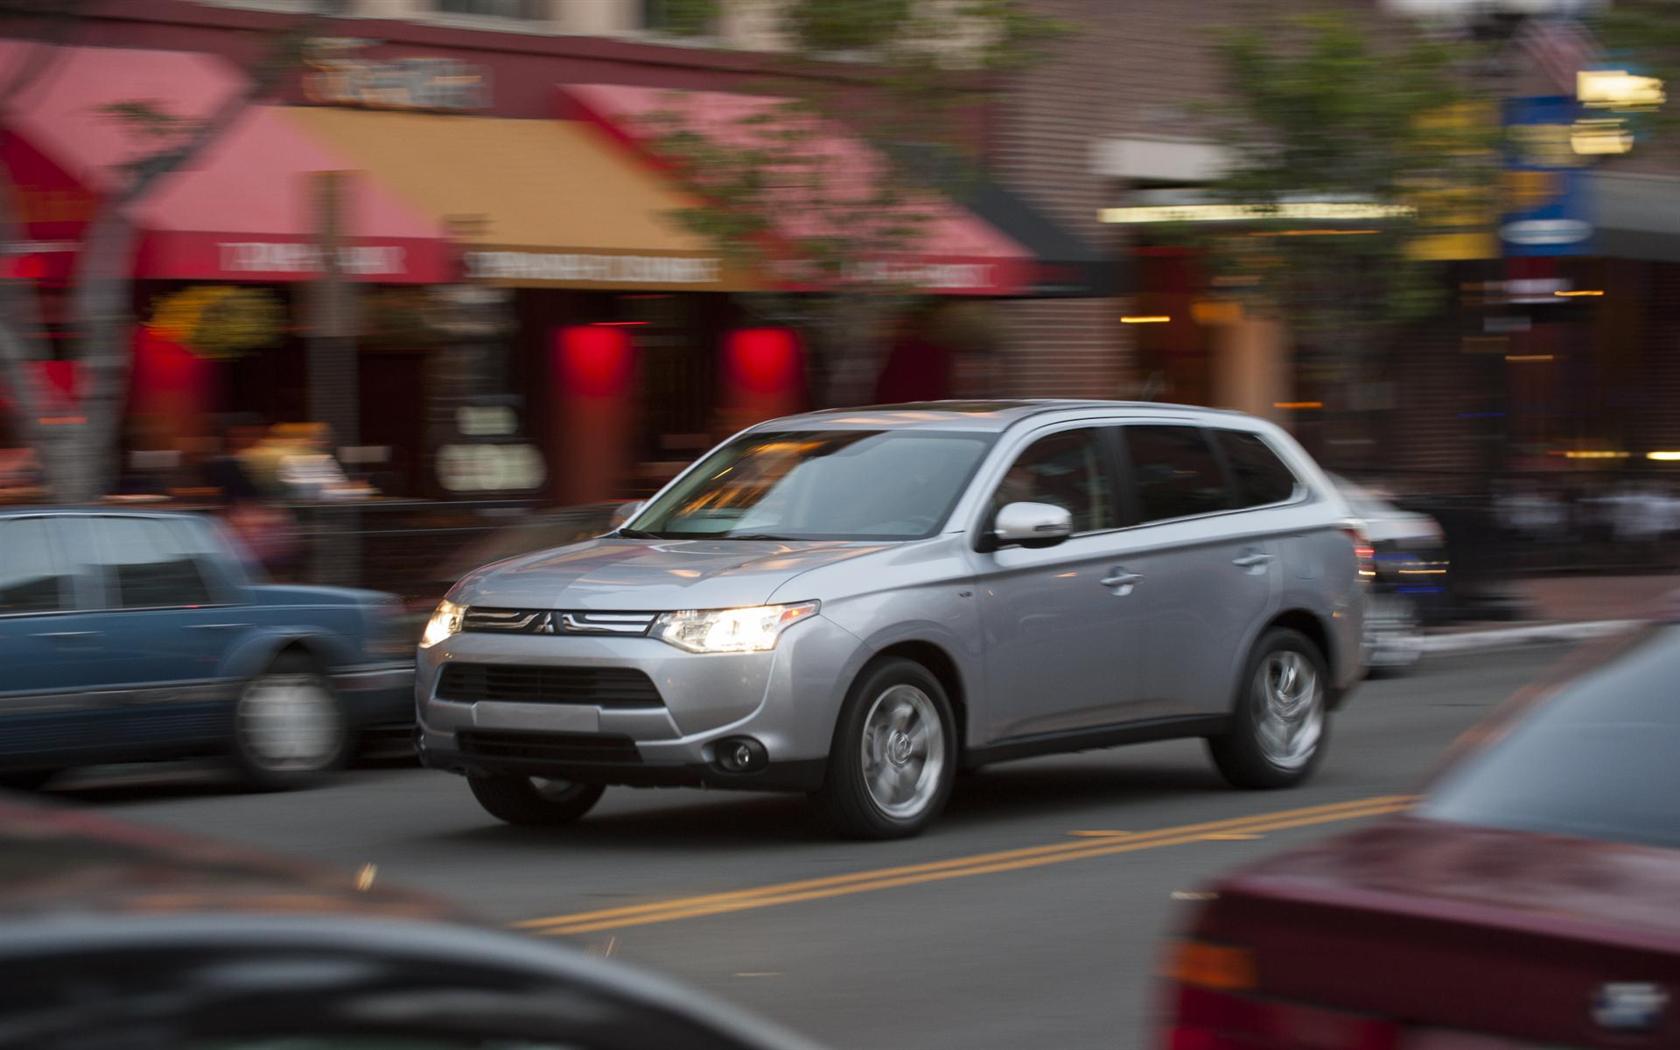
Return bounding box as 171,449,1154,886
757,399,1252,434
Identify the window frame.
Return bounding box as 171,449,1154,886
971,421,1128,547
86,515,237,612
1114,423,1241,528
0,514,83,618
1208,426,1307,513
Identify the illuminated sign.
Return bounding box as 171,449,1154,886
303,38,489,112
1100,202,1415,224
1578,70,1665,111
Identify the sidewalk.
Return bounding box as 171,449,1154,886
1421,574,1678,655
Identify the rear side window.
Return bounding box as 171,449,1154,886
94,518,215,609
1122,425,1230,524
0,518,72,613
1216,430,1302,508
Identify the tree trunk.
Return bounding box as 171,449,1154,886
65,202,140,502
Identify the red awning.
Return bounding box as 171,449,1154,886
556,83,1035,297
0,43,450,284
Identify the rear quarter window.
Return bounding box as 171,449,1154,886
1419,625,1680,850
1215,430,1302,509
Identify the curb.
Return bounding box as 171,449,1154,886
1420,620,1640,655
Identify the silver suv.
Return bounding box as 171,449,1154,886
417,401,1366,838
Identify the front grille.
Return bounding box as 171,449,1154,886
457,731,641,764
462,608,657,636
436,663,664,708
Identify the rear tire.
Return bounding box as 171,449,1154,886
812,657,956,840
1207,628,1330,790
232,653,349,791
469,774,606,827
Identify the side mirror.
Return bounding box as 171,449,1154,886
990,501,1074,550
608,501,644,532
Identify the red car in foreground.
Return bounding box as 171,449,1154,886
1160,624,1680,1049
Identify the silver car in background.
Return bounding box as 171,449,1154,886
416,401,1366,838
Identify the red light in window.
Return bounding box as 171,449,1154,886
725,328,800,396
555,325,635,398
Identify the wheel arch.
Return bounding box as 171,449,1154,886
1255,608,1341,706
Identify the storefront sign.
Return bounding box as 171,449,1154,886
846,260,997,291
464,250,721,285
303,38,490,112
218,241,409,277
1502,96,1592,257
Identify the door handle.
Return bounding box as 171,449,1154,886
1233,551,1275,571
187,623,250,631
1100,569,1142,595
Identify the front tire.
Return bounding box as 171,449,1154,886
1207,628,1330,789
813,657,956,840
469,774,606,827
232,654,349,790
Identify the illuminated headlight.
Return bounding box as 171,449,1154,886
651,602,819,654
419,599,466,649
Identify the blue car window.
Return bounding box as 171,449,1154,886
0,517,71,613
95,518,215,609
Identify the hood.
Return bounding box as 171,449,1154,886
454,537,891,611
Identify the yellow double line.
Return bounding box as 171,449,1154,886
516,794,1414,937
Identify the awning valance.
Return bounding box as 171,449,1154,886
555,83,1039,297
286,107,751,291
0,44,451,284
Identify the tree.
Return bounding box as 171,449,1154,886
639,0,1064,407
0,2,323,501
1196,12,1493,461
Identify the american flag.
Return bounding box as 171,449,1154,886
1515,17,1606,94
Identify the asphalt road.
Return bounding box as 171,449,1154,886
54,645,1570,1050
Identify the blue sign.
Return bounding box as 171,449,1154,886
1501,96,1593,256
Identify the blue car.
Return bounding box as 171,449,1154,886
0,509,413,789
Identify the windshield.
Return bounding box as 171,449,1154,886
627,429,994,541
1418,625,1680,850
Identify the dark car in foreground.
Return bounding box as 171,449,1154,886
1159,622,1680,1048
0,510,412,789
0,794,822,1050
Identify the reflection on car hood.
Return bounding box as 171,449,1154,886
457,537,892,611
0,795,451,923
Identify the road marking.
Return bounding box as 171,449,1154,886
516,795,1413,937
1201,832,1262,841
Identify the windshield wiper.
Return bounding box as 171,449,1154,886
723,532,795,541
616,527,660,538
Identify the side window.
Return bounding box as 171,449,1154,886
95,518,215,609
992,428,1117,534
0,518,73,613
1216,429,1302,508
1123,425,1231,523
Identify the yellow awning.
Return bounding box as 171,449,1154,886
285,107,750,290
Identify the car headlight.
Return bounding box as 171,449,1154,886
651,601,819,654
419,599,466,649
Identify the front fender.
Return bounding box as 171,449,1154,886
216,627,358,684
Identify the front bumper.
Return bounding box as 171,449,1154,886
413,616,863,792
